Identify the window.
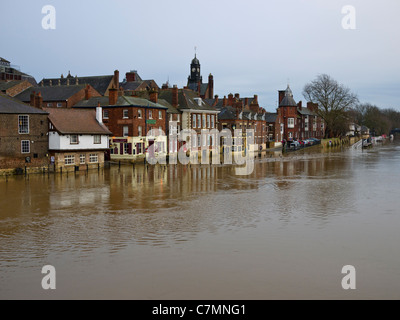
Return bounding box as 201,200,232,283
94,135,101,144
193,114,197,128
159,111,163,119
149,110,153,119
211,115,215,128
70,135,79,144
177,114,180,122
138,126,142,137
80,154,86,164
103,110,109,119
57,103,63,108
124,143,130,155
123,126,129,137
197,115,201,128
288,132,293,138
47,103,53,107
123,110,129,119
89,154,98,163
203,115,206,128
138,109,142,118
207,115,210,128
65,155,75,165
21,140,30,153
18,115,29,134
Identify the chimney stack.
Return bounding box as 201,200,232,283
114,70,120,90
109,86,118,105
34,92,43,109
278,90,285,105
149,88,159,104
172,85,178,107
126,71,136,82
298,101,302,110
208,74,214,99
228,93,234,106
244,97,249,106
85,85,90,100
96,102,103,124
223,96,227,107
30,91,36,107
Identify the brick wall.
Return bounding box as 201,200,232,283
0,113,49,159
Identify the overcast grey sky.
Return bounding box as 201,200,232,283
2,0,399,112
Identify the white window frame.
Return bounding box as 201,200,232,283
18,115,29,134
93,135,101,144
80,154,86,164
123,126,129,137
288,118,295,129
123,110,129,119
89,154,99,163
70,135,79,145
21,140,30,154
64,155,75,165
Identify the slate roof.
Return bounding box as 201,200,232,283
40,75,114,96
297,108,316,116
0,93,48,114
0,80,25,91
279,85,297,107
158,89,217,112
73,96,168,109
43,108,112,135
15,85,87,102
265,113,277,123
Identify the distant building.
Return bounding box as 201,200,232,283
276,85,325,142
0,80,33,97
0,93,49,169
0,57,37,85
74,87,168,163
158,85,219,158
206,93,269,151
187,55,214,99
39,70,120,96
15,84,101,108
44,107,112,171
120,70,160,93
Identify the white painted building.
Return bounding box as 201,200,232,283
44,107,112,171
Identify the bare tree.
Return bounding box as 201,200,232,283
303,74,359,138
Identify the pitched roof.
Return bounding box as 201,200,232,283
265,113,277,123
0,93,48,114
15,85,87,102
73,95,168,109
158,88,217,112
279,85,297,107
0,80,25,91
40,75,114,95
297,108,316,116
43,108,112,135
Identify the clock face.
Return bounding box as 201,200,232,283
197,68,200,72
192,68,196,72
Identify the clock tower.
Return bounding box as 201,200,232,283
188,54,202,86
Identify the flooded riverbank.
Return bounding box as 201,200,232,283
1,142,399,299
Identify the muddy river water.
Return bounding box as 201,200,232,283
1,143,399,299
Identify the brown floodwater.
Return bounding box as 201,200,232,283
1,143,400,300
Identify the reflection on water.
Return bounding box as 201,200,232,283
1,143,400,299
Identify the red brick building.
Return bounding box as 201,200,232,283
74,87,168,162
276,85,325,143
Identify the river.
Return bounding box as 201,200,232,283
1,142,400,299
